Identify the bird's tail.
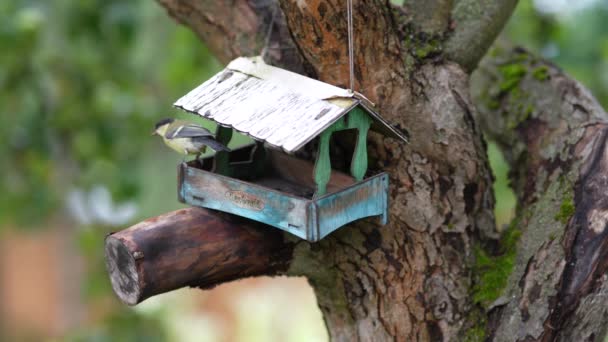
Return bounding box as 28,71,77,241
201,137,231,152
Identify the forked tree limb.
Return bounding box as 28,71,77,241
472,46,608,341
444,0,519,71
157,0,306,73
403,0,453,35
105,207,293,305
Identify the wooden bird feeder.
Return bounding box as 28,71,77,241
174,56,408,241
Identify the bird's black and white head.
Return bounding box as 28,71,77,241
153,118,174,136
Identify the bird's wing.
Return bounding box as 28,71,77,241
196,137,231,152
165,121,214,139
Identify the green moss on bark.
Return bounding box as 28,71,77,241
462,308,488,342
480,53,542,130
532,66,550,81
555,194,575,224
414,38,442,59
398,22,445,65
472,220,521,308
498,63,527,93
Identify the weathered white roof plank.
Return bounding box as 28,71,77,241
174,56,407,153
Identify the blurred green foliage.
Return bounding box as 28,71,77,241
0,0,220,227
1,1,220,339
506,1,608,108
487,142,516,228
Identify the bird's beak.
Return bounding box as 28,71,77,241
151,131,158,136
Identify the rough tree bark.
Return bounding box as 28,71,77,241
105,1,608,340
472,46,608,341
105,207,292,305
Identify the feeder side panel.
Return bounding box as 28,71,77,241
307,202,320,242
181,167,310,239
314,173,389,240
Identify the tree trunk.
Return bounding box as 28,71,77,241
111,1,608,340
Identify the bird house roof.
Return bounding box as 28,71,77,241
174,56,408,153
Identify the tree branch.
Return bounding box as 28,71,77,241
105,207,293,305
403,0,453,36
471,46,608,340
156,0,306,73
445,0,518,72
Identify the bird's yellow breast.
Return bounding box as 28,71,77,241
162,137,202,155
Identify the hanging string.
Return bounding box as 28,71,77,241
261,6,278,60
262,2,355,90
347,0,355,93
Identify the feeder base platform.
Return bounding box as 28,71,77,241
178,158,388,242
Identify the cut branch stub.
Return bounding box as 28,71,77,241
104,207,293,305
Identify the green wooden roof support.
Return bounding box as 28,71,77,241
349,107,372,181
212,125,233,176
212,127,267,180
314,106,372,196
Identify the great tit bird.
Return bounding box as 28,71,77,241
152,118,230,160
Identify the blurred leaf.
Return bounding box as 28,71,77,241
0,0,221,226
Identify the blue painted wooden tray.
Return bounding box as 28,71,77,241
177,148,389,242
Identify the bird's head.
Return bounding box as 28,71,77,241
152,118,174,136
